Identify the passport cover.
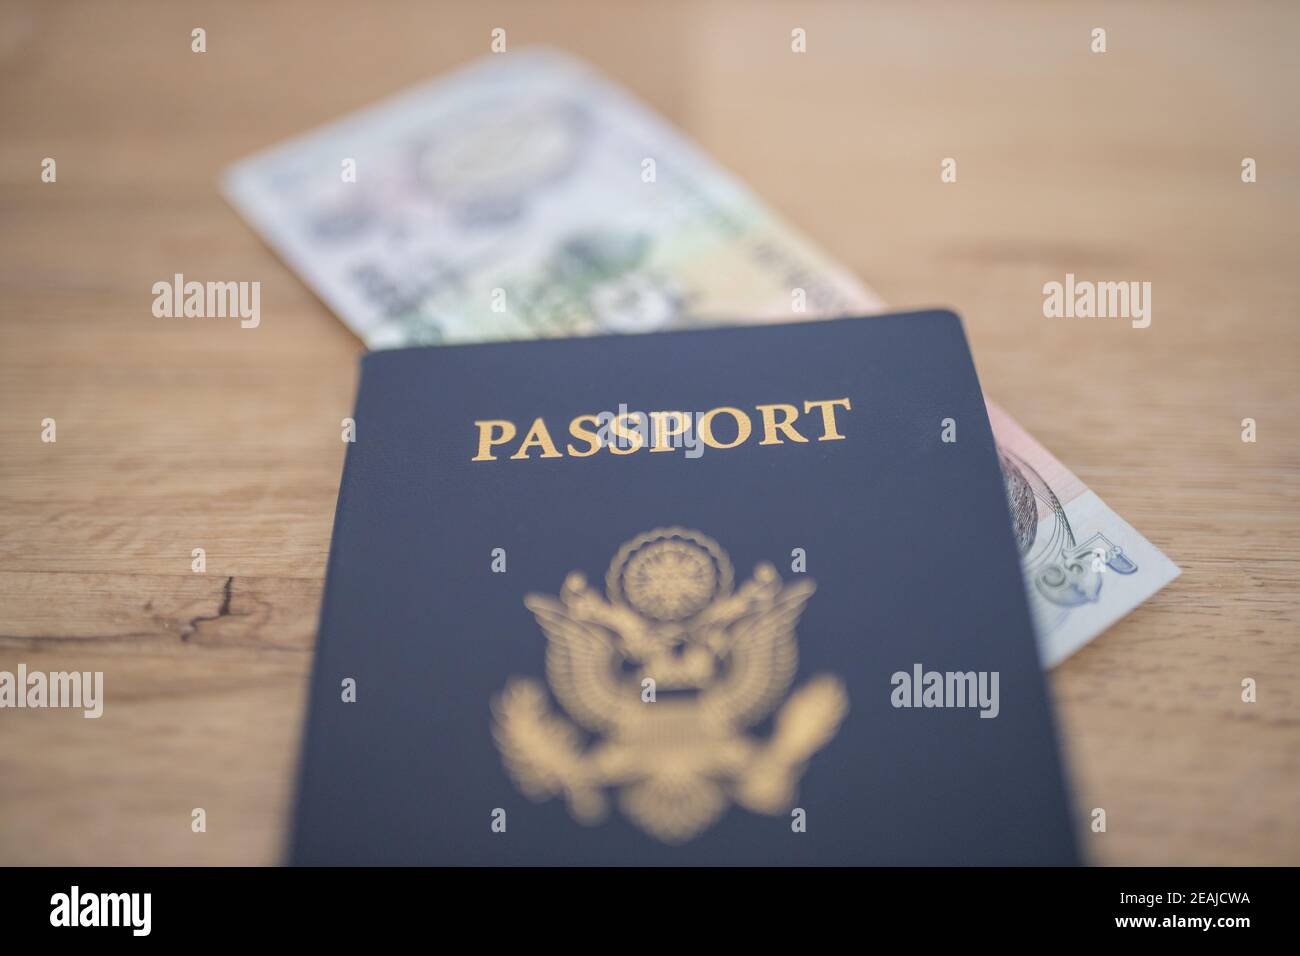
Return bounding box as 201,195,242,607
293,310,1079,865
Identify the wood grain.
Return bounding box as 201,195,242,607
1,0,1296,865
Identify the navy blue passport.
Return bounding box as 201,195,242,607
293,310,1078,865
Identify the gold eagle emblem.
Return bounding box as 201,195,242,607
492,528,848,843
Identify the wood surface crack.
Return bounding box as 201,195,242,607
180,575,244,642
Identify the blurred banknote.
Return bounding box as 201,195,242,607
223,47,1177,665
223,48,880,347
988,403,1178,665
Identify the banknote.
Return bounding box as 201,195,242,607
223,47,1177,666
987,402,1179,666
223,48,881,348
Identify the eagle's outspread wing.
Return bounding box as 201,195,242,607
699,572,814,729
525,593,630,732
491,678,607,823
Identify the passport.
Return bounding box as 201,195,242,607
293,310,1079,865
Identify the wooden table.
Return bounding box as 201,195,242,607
1,0,1296,865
